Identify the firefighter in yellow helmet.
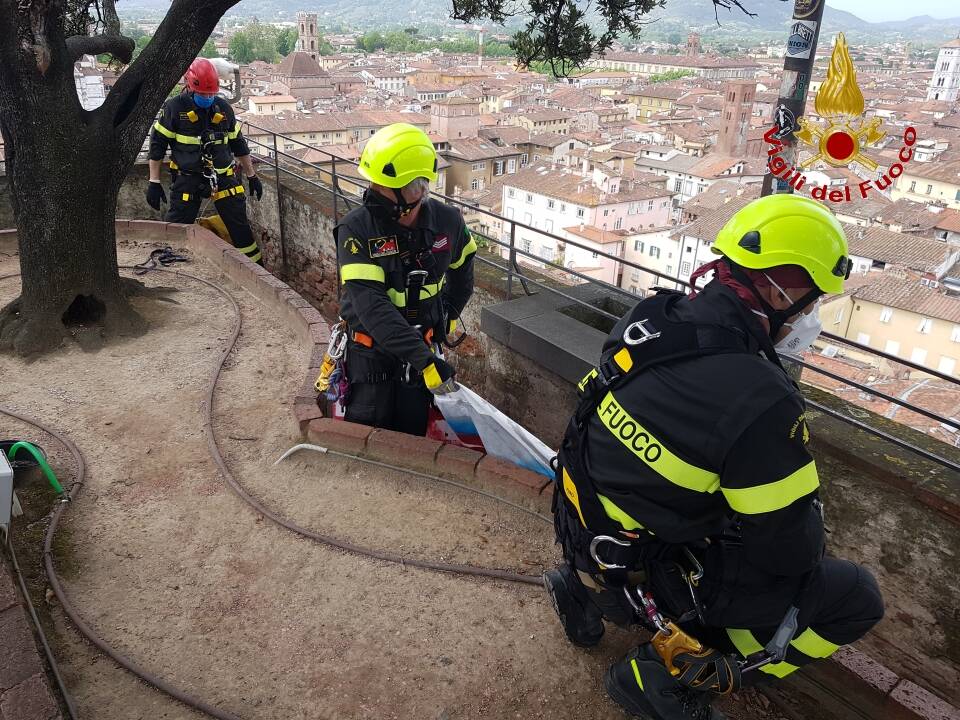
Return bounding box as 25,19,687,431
545,194,883,720
335,123,477,435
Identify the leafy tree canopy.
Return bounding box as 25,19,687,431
648,68,695,82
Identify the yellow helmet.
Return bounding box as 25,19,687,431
712,194,850,295
358,123,438,188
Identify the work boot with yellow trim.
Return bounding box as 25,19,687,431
543,563,604,647
605,644,726,720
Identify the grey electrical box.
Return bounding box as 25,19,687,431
0,451,12,536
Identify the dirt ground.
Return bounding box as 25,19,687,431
0,243,785,720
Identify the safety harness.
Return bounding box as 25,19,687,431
554,288,747,585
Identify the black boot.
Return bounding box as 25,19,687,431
605,644,727,720
543,563,604,647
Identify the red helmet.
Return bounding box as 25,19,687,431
184,58,219,94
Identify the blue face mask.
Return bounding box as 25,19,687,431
194,93,216,109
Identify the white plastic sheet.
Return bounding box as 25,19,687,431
434,384,556,478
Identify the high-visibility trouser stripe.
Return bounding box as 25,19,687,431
237,241,259,255
722,461,820,515
386,277,446,308
726,628,840,678
597,391,720,494
449,235,478,270
213,185,244,201
341,263,386,283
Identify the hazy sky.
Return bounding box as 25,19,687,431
827,0,959,22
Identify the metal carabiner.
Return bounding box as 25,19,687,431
623,319,661,346
327,322,348,360
589,534,632,570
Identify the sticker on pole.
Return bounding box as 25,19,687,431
786,20,817,59
779,70,808,101
792,0,821,19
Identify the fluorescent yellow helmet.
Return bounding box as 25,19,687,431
712,193,850,295
358,123,438,188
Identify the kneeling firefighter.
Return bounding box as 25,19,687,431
147,58,264,263
546,194,884,720
333,123,477,436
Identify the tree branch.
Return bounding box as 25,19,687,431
65,33,134,64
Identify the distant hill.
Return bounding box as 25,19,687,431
118,0,960,43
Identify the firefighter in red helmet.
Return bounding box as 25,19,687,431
147,58,264,263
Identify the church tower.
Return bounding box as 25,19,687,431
297,11,319,61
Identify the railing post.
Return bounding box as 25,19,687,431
272,132,288,278
331,154,339,223
507,223,516,300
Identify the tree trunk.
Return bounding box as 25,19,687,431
0,111,144,354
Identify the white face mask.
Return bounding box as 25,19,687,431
775,301,823,356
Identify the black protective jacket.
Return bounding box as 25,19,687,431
336,197,477,371
149,93,249,174
580,281,825,577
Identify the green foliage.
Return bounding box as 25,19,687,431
666,31,683,45
276,27,299,56
200,39,219,58
131,34,151,61
647,69,695,83
356,30,513,57
227,22,319,63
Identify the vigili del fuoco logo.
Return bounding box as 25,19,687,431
765,33,918,202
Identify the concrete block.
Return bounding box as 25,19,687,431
125,220,169,244
0,673,60,720
308,323,331,347
298,305,325,326
293,400,325,434
799,645,899,719
476,455,550,494
307,418,371,455
0,609,42,692
886,680,960,720
365,429,442,474
435,444,484,482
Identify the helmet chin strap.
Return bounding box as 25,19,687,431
363,188,419,222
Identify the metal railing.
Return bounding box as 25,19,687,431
239,120,960,472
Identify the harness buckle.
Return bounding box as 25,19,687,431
623,319,661,346
589,534,632,570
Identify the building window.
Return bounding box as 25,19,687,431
650,247,660,259
508,189,515,198
666,264,673,275
939,356,957,375
885,339,901,356
926,184,933,195
521,153,529,165
470,178,480,190
614,217,623,230
545,219,553,232
471,161,486,171
561,204,567,212
507,159,516,173
856,332,871,347
951,325,960,342
603,209,609,217
576,208,585,218
521,237,532,252
523,212,532,225
879,307,893,323
634,240,645,252
918,317,933,334
547,199,555,209
911,347,928,365
493,160,505,176
673,178,682,192
680,261,691,276
833,308,843,325
526,193,534,204
909,180,916,192
647,200,654,212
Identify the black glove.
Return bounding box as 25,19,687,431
423,356,457,395
146,181,167,210
248,175,263,201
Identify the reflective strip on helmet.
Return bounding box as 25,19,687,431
790,628,839,659
722,461,819,515
597,392,720,494
449,234,477,270
596,493,645,531
340,263,386,283
726,629,799,678
386,277,446,307
153,121,176,139
227,122,242,140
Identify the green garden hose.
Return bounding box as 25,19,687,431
6,441,66,496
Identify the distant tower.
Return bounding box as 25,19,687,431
717,80,755,156
297,11,319,62
685,32,702,56
927,35,960,102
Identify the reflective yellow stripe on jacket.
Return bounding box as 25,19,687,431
722,461,819,514
341,263,386,283
449,233,478,270
597,391,720,494
153,121,201,145
386,277,446,308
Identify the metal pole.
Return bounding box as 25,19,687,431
331,155,339,223
507,223,516,300
760,0,828,197
272,132,288,278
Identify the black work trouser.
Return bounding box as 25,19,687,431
343,342,432,436
165,172,260,263
571,544,884,682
